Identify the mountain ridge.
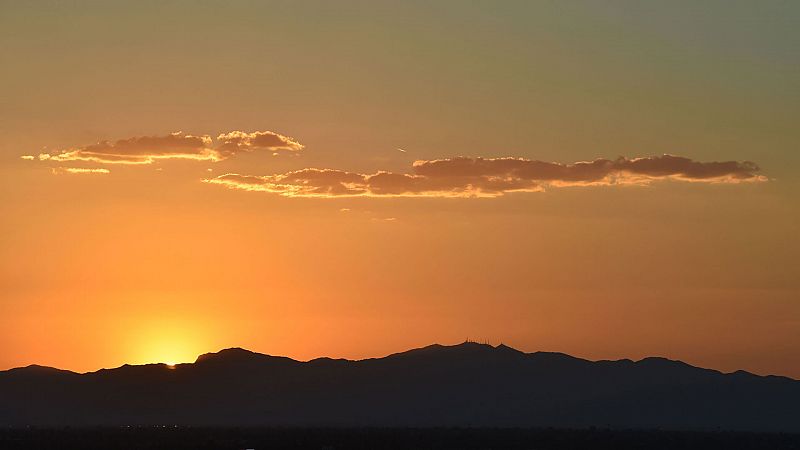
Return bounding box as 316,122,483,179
4,342,789,380
2,342,798,431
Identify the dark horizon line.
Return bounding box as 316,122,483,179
3,341,797,382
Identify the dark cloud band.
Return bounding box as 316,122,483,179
25,130,303,165
205,155,765,198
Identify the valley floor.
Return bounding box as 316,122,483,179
1,427,799,450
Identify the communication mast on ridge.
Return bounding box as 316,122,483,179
463,338,493,345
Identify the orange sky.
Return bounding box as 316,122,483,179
1,1,798,377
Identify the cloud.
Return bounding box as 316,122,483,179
204,155,765,198
615,155,761,181
38,132,215,165
206,169,370,197
32,130,303,165
216,131,304,156
20,155,35,160
51,167,110,175
412,155,762,184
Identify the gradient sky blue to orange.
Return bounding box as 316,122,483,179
1,1,798,376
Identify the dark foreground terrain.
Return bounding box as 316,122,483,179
3,342,799,431
1,427,799,450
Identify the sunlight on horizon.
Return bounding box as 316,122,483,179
131,319,211,367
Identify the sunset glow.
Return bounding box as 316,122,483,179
1,1,798,381
135,329,201,367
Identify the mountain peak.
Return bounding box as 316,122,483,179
13,364,74,374
379,341,526,363
194,347,260,363
636,356,696,370
494,343,524,354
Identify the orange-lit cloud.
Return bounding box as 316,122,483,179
216,131,304,156
31,130,303,165
412,155,763,184
204,155,765,198
51,167,110,175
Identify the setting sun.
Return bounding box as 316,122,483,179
130,319,212,367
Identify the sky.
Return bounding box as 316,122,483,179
1,0,798,376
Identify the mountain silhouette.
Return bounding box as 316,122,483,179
2,342,798,431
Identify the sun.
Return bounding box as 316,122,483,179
130,319,210,367
145,340,200,366
147,345,192,366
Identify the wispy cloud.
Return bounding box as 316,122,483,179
27,130,303,165
51,167,110,175
204,155,765,198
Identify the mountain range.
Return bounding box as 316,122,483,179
2,342,798,431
